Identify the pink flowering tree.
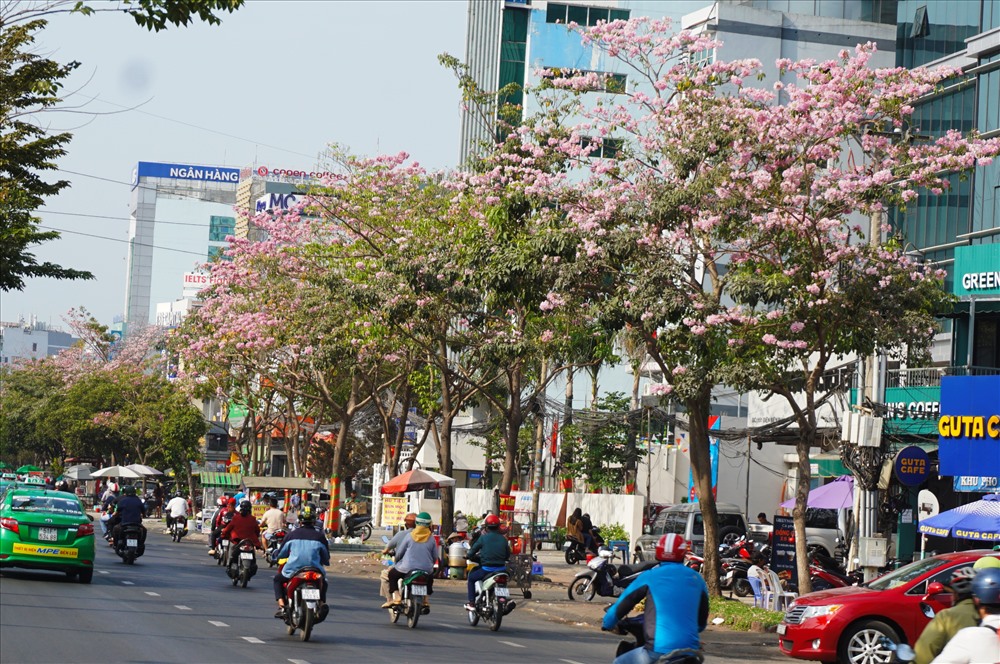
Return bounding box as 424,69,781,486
532,18,999,592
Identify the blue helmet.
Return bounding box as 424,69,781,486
972,567,1000,607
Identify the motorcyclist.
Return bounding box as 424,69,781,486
259,497,286,542
379,512,417,606
164,491,189,532
464,513,511,612
221,500,264,550
915,566,981,664
273,502,330,621
931,567,1000,664
602,533,709,664
386,511,437,613
109,485,147,551
208,497,236,556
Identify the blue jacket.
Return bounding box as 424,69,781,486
277,526,330,579
602,562,709,655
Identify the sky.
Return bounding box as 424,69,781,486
2,0,469,329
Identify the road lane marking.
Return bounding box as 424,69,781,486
242,637,265,644
122,581,134,585
208,621,229,627
289,660,312,664
174,605,192,611
500,641,525,648
436,622,459,629
560,660,586,664
98,570,109,574
145,592,160,596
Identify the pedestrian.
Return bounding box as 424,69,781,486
152,482,164,518
757,512,771,525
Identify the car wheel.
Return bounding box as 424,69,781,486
839,620,898,664
719,526,743,547
78,568,93,584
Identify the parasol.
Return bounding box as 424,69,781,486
380,469,456,495
780,475,854,510
126,464,164,476
16,464,42,473
918,494,1000,542
64,465,94,481
91,465,143,479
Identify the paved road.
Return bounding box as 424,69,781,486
1,528,786,664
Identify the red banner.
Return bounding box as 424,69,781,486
499,494,515,512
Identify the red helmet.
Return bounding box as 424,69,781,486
655,534,688,562
484,514,501,528
217,496,228,507
227,498,237,508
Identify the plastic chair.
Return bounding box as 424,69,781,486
762,569,796,611
747,576,763,607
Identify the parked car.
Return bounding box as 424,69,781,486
778,550,999,664
634,502,748,559
749,507,851,559
0,487,96,583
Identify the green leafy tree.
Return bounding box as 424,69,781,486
0,1,243,291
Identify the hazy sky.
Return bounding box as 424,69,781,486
2,1,468,328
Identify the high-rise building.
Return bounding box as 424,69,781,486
0,319,78,365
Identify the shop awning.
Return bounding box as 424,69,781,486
241,476,315,491
812,453,851,478
196,471,242,487
938,299,1000,319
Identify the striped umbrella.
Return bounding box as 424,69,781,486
918,494,1000,542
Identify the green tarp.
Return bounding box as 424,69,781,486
196,471,242,488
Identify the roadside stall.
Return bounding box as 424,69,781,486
241,476,317,519
196,471,243,534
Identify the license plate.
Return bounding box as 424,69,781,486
495,587,510,598
38,527,58,542
301,588,320,600
240,552,253,560
126,539,138,547
411,585,427,596
777,624,787,635
221,542,229,548
726,571,734,580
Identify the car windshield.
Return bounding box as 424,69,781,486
867,556,945,590
10,495,83,515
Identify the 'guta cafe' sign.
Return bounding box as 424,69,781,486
937,375,1000,481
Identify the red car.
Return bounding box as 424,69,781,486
778,550,998,664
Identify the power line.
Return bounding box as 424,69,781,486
41,209,216,228
38,225,210,258
78,93,317,160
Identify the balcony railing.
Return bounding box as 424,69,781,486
885,365,1000,388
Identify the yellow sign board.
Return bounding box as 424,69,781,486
252,504,267,519
380,496,409,527
13,543,78,558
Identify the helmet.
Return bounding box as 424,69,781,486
947,566,977,596
654,533,688,562
971,567,1000,607
227,498,237,508
415,512,432,526
300,502,317,525
173,491,183,499
238,500,252,516
484,514,501,529
973,556,1000,570
217,496,228,507
123,485,137,496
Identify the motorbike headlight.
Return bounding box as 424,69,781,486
801,604,842,621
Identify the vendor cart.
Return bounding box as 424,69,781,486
506,553,534,599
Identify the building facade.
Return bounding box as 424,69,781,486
0,319,78,365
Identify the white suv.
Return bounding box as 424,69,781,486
634,502,748,559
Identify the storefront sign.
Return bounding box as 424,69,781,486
938,376,1000,478
953,245,1000,295
953,476,1000,492
380,496,408,528
770,515,797,585
134,161,240,185
893,446,931,487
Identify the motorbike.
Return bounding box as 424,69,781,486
467,569,516,631
719,558,754,597
808,550,862,590
684,551,704,573
115,523,145,565
226,538,258,588
280,566,329,642
568,548,658,602
169,517,187,542
215,537,231,565
338,508,373,541
265,529,287,568
609,616,704,663
563,538,589,565
387,569,432,629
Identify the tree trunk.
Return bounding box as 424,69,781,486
438,417,455,537
794,440,813,594
686,390,722,597
500,369,522,494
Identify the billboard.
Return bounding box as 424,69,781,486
133,161,240,186
938,375,1000,479
953,244,1000,296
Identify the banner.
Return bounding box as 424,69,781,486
688,416,721,502
938,376,1000,478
